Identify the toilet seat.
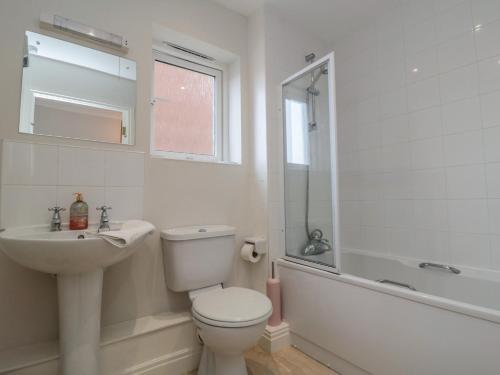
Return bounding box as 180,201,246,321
192,287,272,328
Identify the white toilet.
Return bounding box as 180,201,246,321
161,225,272,375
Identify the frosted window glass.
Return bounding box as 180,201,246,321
285,99,309,164
153,61,215,155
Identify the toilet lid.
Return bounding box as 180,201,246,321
192,287,272,328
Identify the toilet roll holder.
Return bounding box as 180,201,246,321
244,237,267,257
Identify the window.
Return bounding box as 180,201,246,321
152,53,222,161
285,99,309,165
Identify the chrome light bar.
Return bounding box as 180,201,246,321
40,13,128,50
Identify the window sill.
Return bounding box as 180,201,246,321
150,152,241,166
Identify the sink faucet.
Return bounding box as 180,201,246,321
48,206,65,231
97,206,112,232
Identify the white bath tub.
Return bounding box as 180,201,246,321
277,254,500,375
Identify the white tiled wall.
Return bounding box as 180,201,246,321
0,140,144,227
335,0,500,271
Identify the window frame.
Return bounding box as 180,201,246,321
151,51,223,162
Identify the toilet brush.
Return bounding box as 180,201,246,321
266,260,282,327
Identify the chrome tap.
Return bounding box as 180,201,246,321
97,206,112,232
48,206,65,231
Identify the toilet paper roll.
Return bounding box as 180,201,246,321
241,243,261,263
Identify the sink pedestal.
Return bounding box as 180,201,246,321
57,269,103,375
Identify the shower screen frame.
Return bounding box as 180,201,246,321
280,52,341,274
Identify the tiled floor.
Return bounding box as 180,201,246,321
187,345,339,375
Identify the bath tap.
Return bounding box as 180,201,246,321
302,229,332,256
97,206,112,232
48,206,65,231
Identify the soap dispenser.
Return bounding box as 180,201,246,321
69,193,89,230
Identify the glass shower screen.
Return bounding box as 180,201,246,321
282,55,339,270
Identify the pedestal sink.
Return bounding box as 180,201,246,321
0,222,153,375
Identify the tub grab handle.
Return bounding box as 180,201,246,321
376,279,417,291
419,262,461,274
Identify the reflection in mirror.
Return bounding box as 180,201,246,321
20,31,136,144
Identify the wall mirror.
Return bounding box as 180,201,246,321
19,31,136,145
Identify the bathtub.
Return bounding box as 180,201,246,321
277,253,500,375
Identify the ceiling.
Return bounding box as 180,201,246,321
211,0,399,44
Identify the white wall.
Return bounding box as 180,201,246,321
0,0,255,352
334,0,500,272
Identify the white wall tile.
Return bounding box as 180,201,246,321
441,96,481,134
406,47,439,83
360,201,385,226
377,35,405,70
385,200,414,227
381,143,412,172
471,0,500,26
446,164,487,198
357,123,381,150
411,137,444,169
340,201,361,226
402,0,436,27
407,77,440,112
408,106,443,140
381,115,409,146
413,200,448,229
58,146,105,186
105,151,144,187
438,32,476,73
478,56,500,94
412,168,447,199
1,141,145,227
486,163,500,198
387,228,415,257
443,130,483,166
56,186,105,224
480,90,500,128
357,97,380,125
435,0,467,14
334,1,500,271
1,142,58,185
1,186,57,227
414,230,450,261
379,88,407,119
405,17,437,54
105,187,144,221
447,199,489,233
378,63,407,93
439,64,479,103
449,233,491,267
360,226,387,253
489,235,500,270
359,149,382,173
436,2,473,42
474,19,500,60
380,171,413,200
488,199,500,235
483,126,500,162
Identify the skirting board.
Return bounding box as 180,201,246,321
1,312,201,375
258,322,291,353
290,332,371,375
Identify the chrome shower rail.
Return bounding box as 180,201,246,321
376,279,417,291
419,262,461,274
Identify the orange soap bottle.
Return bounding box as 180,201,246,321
69,193,89,230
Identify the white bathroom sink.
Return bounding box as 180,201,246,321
0,223,146,275
0,221,153,375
